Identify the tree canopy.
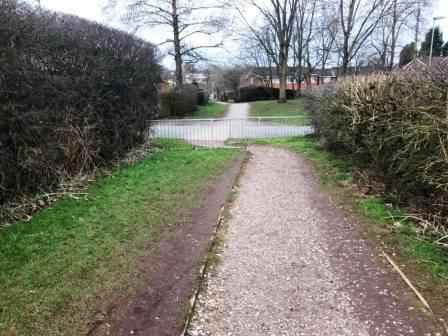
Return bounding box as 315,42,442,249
420,26,444,56
399,42,415,67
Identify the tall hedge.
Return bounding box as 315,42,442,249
309,68,448,223
0,0,161,204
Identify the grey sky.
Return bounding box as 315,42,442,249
38,0,448,68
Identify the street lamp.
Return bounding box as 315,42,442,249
429,16,446,66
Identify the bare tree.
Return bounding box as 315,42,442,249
369,0,430,70
386,0,427,69
371,16,391,69
219,66,247,100
239,34,275,89
302,0,318,88
338,0,391,75
292,0,317,96
107,0,225,87
234,0,299,103
317,11,338,74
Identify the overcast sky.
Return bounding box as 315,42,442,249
38,0,448,68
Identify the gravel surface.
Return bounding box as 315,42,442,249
224,103,249,119
188,146,440,336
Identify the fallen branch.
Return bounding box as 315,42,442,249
434,235,448,244
381,250,433,313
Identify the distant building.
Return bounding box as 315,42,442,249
243,67,337,90
402,56,448,71
159,67,210,91
185,72,209,86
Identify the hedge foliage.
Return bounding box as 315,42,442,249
0,0,160,204
309,68,448,222
197,90,210,106
237,86,296,102
159,85,199,117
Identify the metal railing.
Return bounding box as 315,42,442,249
147,116,314,148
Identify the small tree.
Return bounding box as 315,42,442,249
215,66,246,101
399,42,415,67
420,26,444,56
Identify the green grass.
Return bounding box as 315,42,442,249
249,99,311,125
192,101,228,119
247,136,448,280
0,140,241,336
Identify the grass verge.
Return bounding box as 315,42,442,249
0,140,241,336
192,101,228,119
246,136,448,283
249,99,311,125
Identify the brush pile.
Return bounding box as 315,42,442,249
308,66,448,234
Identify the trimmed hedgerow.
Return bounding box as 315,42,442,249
308,67,448,228
237,86,296,102
0,0,160,206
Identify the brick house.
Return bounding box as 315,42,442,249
243,67,337,90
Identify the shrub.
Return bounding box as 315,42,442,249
237,86,296,102
182,84,199,111
197,90,210,106
0,0,160,205
308,67,448,226
160,89,197,117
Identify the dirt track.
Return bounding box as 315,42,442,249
95,156,244,336
188,146,441,336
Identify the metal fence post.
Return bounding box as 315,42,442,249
146,116,313,149
229,119,232,140
210,119,214,148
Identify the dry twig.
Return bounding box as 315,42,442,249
381,250,432,313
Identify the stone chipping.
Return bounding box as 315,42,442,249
187,146,440,336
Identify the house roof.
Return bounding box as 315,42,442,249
403,56,448,69
246,67,337,79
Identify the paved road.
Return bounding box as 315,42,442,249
188,146,440,336
149,103,313,147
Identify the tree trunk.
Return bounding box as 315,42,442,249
296,47,303,97
340,0,356,77
380,49,387,69
388,0,398,71
278,49,287,103
172,0,183,88
297,67,302,97
268,59,274,98
341,33,350,76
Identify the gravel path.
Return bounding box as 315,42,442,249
224,103,249,119
188,146,440,336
